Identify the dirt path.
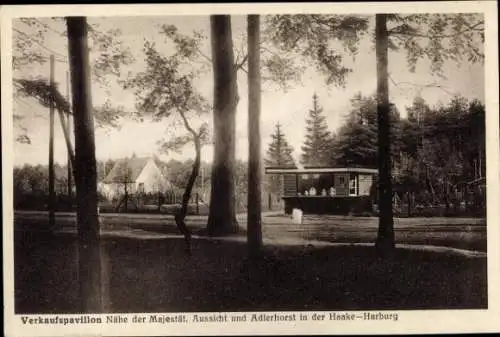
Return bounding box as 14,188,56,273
14,210,487,252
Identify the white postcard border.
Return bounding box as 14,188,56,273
2,2,499,336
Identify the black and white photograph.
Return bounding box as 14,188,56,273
2,2,499,336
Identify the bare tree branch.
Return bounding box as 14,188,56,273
234,54,249,71
13,28,68,60
33,18,67,37
195,47,212,64
178,108,198,139
389,74,456,96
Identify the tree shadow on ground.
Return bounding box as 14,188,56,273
14,231,487,314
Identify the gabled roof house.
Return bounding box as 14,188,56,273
99,156,169,199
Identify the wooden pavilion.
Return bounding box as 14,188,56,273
265,166,378,215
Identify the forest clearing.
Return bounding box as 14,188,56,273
5,5,495,332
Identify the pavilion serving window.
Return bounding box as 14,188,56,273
267,167,378,199
295,172,364,198
297,172,336,197
265,167,378,215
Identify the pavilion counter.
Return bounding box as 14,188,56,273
265,167,378,215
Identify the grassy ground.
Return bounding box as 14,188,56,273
14,211,487,252
14,231,487,314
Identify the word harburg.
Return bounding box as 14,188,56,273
330,312,399,322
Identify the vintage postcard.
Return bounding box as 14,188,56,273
2,2,499,336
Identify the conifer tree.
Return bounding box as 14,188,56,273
264,123,296,197
265,122,296,167
301,94,332,166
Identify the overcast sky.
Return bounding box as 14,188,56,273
12,14,485,167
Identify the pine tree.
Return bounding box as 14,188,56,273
406,96,432,125
332,93,402,169
265,122,296,168
301,94,332,166
264,123,295,197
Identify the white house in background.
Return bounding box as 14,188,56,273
98,156,169,200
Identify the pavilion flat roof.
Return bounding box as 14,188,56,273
265,167,378,174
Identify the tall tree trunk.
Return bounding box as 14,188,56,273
174,110,202,255
207,15,239,236
66,71,73,202
66,17,102,313
375,14,395,252
407,190,412,217
464,184,469,213
478,142,483,178
406,162,412,217
56,107,76,214
124,183,128,212
200,164,205,199
443,178,450,210
57,109,75,170
48,55,55,229
247,14,263,256
424,164,436,203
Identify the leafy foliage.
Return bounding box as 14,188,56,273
261,53,304,91
159,24,209,62
330,93,485,211
160,159,209,194
14,78,128,130
14,163,50,194
14,78,71,114
162,159,196,191
122,26,211,156
12,18,53,70
387,14,484,76
14,160,111,209
265,14,370,87
12,17,135,143
266,13,484,86
16,134,32,144
332,93,401,168
398,96,485,211
123,37,209,116
88,25,136,85
13,18,135,80
92,100,129,129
